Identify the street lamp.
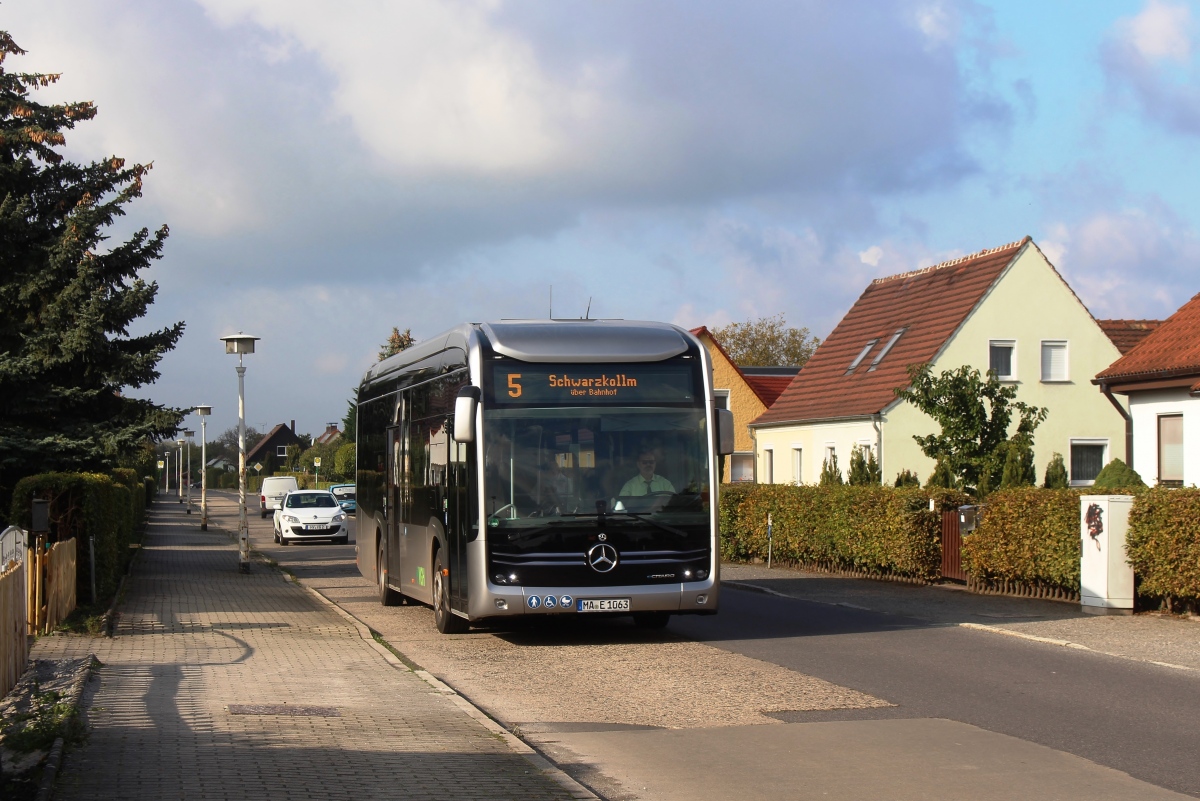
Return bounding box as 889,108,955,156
196,406,211,530
183,430,195,514
220,333,259,573
164,449,171,493
176,438,185,503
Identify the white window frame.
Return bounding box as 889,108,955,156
1068,438,1108,486
846,340,879,374
791,446,803,485
713,389,730,410
1157,414,1184,487
1040,340,1069,383
762,447,774,484
868,328,906,372
988,339,1017,382
276,445,289,458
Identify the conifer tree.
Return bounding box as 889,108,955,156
819,453,843,486
0,32,184,506
1043,453,1069,489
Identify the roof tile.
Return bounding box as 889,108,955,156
1097,319,1163,355
1096,292,1200,382
754,238,1029,425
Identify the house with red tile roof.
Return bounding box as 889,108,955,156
751,238,1127,486
690,327,786,481
1096,319,1162,356
1094,292,1200,487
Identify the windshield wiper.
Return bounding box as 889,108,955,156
558,507,691,538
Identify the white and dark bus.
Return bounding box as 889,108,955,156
355,320,733,633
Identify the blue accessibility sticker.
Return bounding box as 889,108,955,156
544,595,558,609
527,595,541,609
559,595,573,609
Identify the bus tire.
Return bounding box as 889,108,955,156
633,612,671,629
433,549,468,634
378,543,401,606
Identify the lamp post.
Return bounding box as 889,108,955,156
176,439,185,503
196,406,211,530
183,430,195,514
164,449,171,493
220,333,259,573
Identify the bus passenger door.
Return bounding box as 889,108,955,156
447,435,470,612
386,425,403,586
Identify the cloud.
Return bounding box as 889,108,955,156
1102,0,1200,136
1042,205,1200,319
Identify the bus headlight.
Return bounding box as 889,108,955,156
696,569,708,580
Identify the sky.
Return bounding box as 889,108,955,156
6,0,1200,440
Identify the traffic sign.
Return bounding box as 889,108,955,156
313,457,322,467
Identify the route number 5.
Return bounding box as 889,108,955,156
507,373,522,398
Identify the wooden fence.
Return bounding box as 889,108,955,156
27,538,77,635
1,559,28,697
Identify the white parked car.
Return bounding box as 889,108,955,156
273,490,348,545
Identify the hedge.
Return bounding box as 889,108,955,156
9,472,133,604
719,484,967,582
962,488,1081,597
1126,488,1200,602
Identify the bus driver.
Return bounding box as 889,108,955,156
618,448,675,496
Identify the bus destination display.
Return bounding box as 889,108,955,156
491,364,695,404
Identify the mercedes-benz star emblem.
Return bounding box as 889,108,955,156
587,543,618,573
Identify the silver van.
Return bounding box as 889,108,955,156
259,476,299,518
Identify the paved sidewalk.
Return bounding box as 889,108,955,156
32,501,586,800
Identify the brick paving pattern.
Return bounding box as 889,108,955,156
38,505,579,800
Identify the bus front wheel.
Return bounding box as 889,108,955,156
433,549,468,634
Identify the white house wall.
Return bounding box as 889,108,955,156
1129,389,1200,487
754,419,878,484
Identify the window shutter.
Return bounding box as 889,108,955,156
1041,342,1067,381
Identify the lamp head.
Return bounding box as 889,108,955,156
220,333,260,355
195,405,212,416
184,430,195,439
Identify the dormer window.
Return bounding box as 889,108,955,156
867,328,906,372
846,339,878,374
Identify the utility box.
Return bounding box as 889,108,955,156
1080,495,1135,615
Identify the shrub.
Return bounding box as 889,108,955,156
9,472,131,603
998,438,1035,488
1092,458,1146,491
1126,488,1200,602
819,454,843,486
848,445,881,486
894,469,920,488
962,488,1081,594
1043,453,1068,489
719,484,966,581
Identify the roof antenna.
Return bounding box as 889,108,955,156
584,297,592,320
549,285,553,319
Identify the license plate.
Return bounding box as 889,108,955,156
577,598,630,612
303,524,326,531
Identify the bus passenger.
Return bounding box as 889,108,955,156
618,449,675,496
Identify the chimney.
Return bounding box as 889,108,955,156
291,420,296,434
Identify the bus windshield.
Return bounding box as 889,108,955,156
482,405,711,528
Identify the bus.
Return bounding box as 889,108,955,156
355,319,733,633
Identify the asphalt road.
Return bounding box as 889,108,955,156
202,490,1200,800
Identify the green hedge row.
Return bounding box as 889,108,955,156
9,471,145,605
963,488,1081,595
719,484,968,582
1127,488,1200,601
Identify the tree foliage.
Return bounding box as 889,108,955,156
341,390,357,442
1092,458,1146,490
378,326,416,361
894,469,921,488
1042,452,1068,489
819,453,843,486
998,437,1036,489
711,314,819,367
896,364,1047,497
0,32,184,506
848,444,881,485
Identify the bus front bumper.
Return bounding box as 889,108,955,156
470,580,718,619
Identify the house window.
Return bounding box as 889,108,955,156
1041,341,1068,382
1070,440,1107,485
868,329,906,372
731,454,755,482
846,340,878,375
989,340,1015,381
792,447,803,484
1158,414,1184,487
276,445,288,458
713,390,730,410
762,449,774,484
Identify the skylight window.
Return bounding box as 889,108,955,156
867,329,906,372
846,339,878,374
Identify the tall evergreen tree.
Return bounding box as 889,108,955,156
0,32,184,505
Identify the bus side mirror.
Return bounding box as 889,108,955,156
716,408,735,456
454,386,481,443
